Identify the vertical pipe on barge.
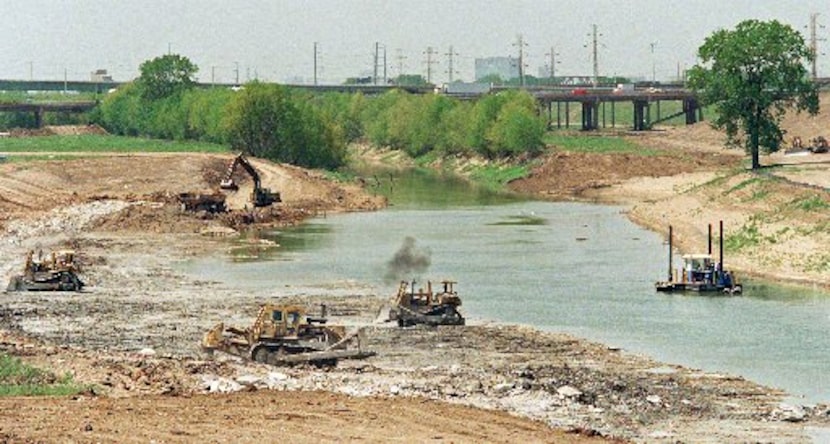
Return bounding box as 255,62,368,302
719,220,724,268
668,225,673,281
708,223,712,255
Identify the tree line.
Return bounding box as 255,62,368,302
94,55,546,169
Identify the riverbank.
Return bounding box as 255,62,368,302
1,139,828,441
505,123,830,290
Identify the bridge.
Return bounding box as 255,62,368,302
0,101,98,127
10,76,827,132
529,88,701,131
0,78,434,95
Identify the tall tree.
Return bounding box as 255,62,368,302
688,20,819,169
137,54,198,101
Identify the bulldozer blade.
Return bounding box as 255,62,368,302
272,349,376,365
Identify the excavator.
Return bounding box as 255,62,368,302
220,153,281,207
202,303,375,366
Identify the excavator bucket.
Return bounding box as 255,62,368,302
219,178,238,190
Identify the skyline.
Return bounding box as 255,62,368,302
1,1,829,85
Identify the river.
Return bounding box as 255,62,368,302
184,169,830,404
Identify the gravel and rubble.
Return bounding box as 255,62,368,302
2,148,830,442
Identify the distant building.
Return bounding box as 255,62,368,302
474,57,518,82
90,69,113,82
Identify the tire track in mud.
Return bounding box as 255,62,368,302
0,170,68,212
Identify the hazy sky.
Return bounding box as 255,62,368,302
1,1,828,84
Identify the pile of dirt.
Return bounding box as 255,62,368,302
42,124,108,136
0,153,386,233
509,139,742,200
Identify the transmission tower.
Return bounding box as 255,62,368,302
445,45,459,83
512,34,528,86
545,46,560,82
808,13,826,79
589,24,601,87
395,48,407,81
313,42,320,85
423,46,438,84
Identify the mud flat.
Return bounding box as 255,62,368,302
1,203,829,443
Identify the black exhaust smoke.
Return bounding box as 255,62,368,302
383,236,431,284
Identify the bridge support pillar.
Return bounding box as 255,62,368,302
633,100,650,131
683,98,700,124
34,108,43,128
581,101,598,131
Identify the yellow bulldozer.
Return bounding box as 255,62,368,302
202,303,374,366
6,250,84,292
388,280,465,327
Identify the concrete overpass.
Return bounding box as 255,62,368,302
0,101,97,127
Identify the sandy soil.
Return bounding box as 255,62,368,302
1,120,829,442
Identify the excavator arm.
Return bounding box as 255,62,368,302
219,152,279,206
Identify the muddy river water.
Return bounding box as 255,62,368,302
184,170,830,404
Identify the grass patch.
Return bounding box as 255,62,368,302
789,194,829,212
724,225,760,251
0,134,230,153
805,254,830,273
723,177,763,195
544,133,660,156
468,164,529,190
323,169,357,183
0,353,89,396
413,150,440,168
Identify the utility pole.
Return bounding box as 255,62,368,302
808,13,825,79
650,41,658,82
590,24,600,87
445,45,458,83
545,46,559,83
234,62,239,85
513,34,528,86
313,42,319,85
383,45,387,84
211,66,216,87
373,42,380,84
423,46,437,84
395,48,407,82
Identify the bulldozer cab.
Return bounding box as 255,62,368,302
256,305,307,340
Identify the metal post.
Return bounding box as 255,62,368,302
719,220,724,269
668,225,673,281
708,223,712,255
